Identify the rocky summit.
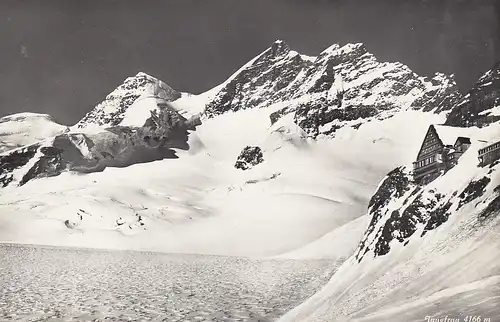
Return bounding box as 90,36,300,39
445,61,500,127
205,40,461,137
76,72,182,129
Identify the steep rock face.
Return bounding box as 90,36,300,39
355,167,416,261
445,61,500,127
0,106,194,187
0,113,68,153
0,144,41,187
76,72,181,128
204,40,461,137
205,40,314,118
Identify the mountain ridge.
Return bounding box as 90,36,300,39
204,40,461,137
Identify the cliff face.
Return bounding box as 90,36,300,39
351,61,500,263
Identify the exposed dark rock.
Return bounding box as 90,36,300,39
234,146,264,170
412,75,462,113
355,167,414,262
292,97,380,137
373,195,428,257
356,163,498,262
205,40,312,118
445,61,500,127
421,201,453,236
457,177,491,210
77,73,181,128
478,194,500,221
64,220,77,229
368,167,412,223
0,106,198,187
269,108,290,125
307,61,336,94
0,144,40,187
19,146,65,186
204,41,460,133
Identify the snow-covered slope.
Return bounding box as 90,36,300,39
0,104,443,257
276,66,500,320
0,106,195,188
276,71,500,321
204,40,461,137
280,123,500,321
0,113,68,153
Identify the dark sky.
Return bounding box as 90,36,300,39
0,0,499,125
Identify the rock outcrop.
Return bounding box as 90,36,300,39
234,146,264,170
445,61,500,127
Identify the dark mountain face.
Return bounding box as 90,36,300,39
204,40,461,137
0,71,199,188
445,61,500,127
205,40,314,118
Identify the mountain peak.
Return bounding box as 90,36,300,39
76,72,181,129
204,40,460,128
268,39,291,58
134,71,159,80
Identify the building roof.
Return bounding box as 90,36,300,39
432,125,479,146
455,137,471,144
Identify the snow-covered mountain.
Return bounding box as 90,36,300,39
75,72,182,129
205,40,461,137
0,73,198,188
446,61,500,127
0,40,499,321
0,113,68,153
0,42,464,188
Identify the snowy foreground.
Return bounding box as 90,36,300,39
2,84,500,322
1,105,499,321
0,244,335,322
0,107,440,258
